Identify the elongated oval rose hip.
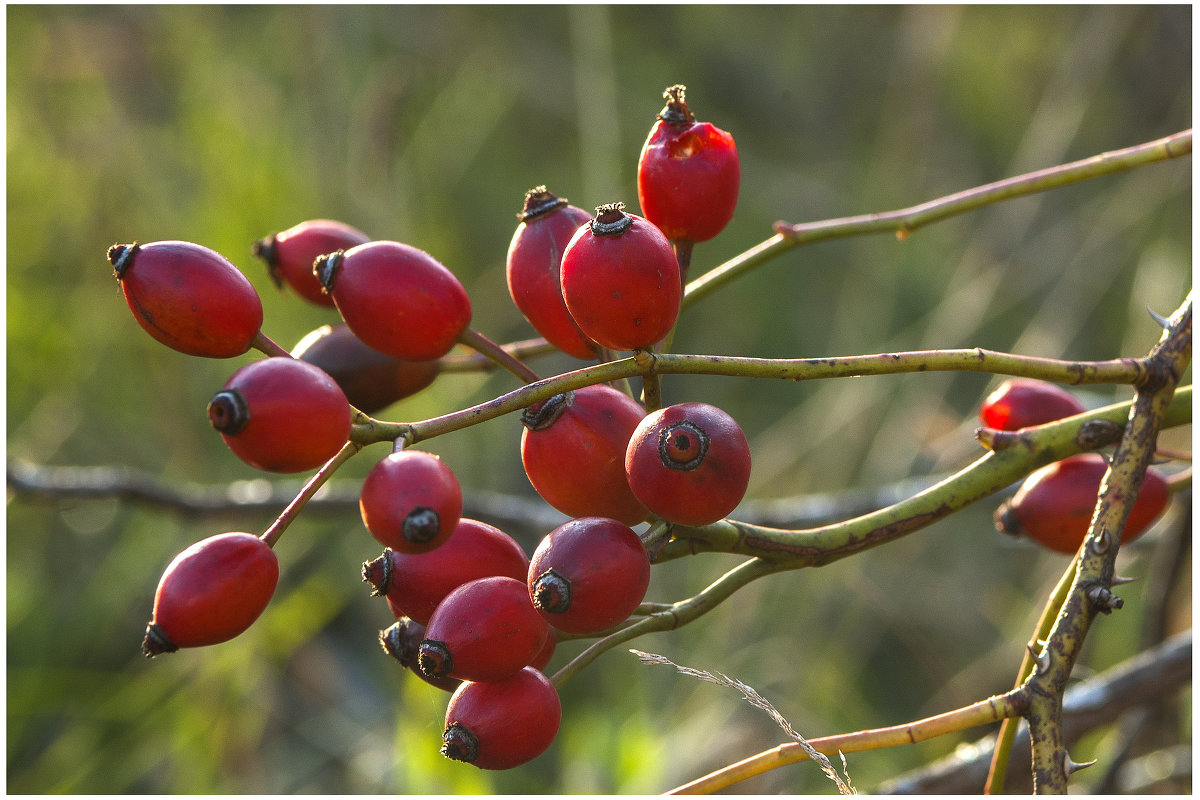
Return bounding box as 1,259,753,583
109,240,264,358
253,218,370,308
506,186,599,360
314,240,472,361
142,531,279,657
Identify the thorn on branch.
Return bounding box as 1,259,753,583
1027,642,1052,675
1146,305,1172,330
1064,752,1098,775
1085,583,1124,614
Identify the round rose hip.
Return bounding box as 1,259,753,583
979,378,1086,431
520,385,649,526
360,449,463,553
253,218,370,308
418,576,550,682
361,518,530,626
291,323,440,414
441,667,561,770
207,357,351,473
625,401,752,526
637,84,740,244
559,203,681,351
314,240,472,361
528,517,651,634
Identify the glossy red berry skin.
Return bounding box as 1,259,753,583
528,517,650,634
362,518,530,626
625,402,752,526
506,187,599,360
207,357,351,473
291,323,440,415
637,85,740,243
559,203,681,351
442,667,561,770
997,454,1170,554
979,379,1086,430
520,385,649,526
360,450,463,553
418,576,551,682
253,219,370,308
313,240,472,361
142,531,279,657
109,240,263,358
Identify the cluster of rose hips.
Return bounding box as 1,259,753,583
111,82,1174,775
978,378,1170,554
116,85,747,770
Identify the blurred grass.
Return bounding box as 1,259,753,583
7,5,1191,794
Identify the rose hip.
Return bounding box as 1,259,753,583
506,186,599,360
253,219,370,308
207,357,351,473
142,531,279,657
109,240,263,358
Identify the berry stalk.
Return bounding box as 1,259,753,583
259,440,362,548
457,327,541,383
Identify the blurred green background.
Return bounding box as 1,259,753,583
7,5,1191,794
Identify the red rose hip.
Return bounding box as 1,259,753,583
528,517,651,634
207,357,352,473
109,240,264,358
418,576,550,682
313,240,472,361
442,666,561,770
360,449,463,553
996,453,1170,554
625,401,752,526
637,84,740,244
559,203,681,351
506,186,599,360
362,518,530,625
142,531,279,657
520,385,649,526
979,378,1087,431
253,219,371,308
